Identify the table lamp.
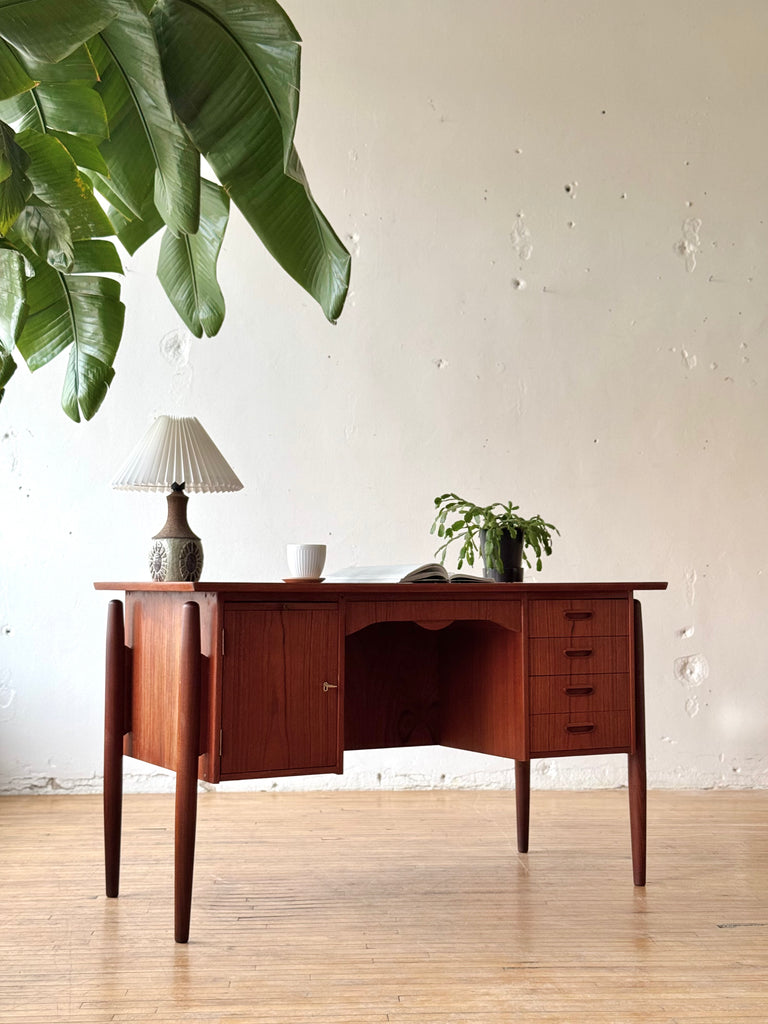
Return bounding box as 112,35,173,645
112,415,243,582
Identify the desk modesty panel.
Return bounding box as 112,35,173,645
94,580,666,941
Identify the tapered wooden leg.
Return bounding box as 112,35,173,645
104,599,126,899
628,599,646,886
175,601,202,943
515,759,531,853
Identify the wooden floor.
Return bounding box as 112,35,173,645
0,790,766,1024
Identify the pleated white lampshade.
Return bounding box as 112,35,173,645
112,415,242,582
112,415,243,493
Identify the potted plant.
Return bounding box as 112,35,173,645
430,493,558,582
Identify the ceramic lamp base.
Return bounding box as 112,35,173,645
149,487,204,582
149,536,204,582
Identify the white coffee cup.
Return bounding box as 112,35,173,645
286,543,326,579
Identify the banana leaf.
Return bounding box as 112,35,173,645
0,0,351,420
0,119,31,231
15,42,99,85
0,344,15,395
86,35,160,223
48,131,108,176
0,37,35,99
16,240,124,421
0,46,109,172
70,239,123,275
0,0,117,65
0,243,26,347
11,199,74,271
107,190,164,254
157,178,228,336
99,2,199,236
17,129,113,239
153,0,350,323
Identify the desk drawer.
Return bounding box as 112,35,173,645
528,598,629,638
530,710,631,754
528,636,629,676
530,673,630,714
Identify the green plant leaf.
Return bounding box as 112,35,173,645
0,244,26,346
16,42,99,85
85,35,156,222
0,345,16,394
153,0,350,323
49,131,108,175
97,3,200,235
0,119,31,230
107,190,163,254
0,46,108,169
30,83,108,137
0,37,36,100
11,199,74,271
157,177,228,337
431,493,558,573
15,241,124,421
17,129,113,239
0,0,118,64
70,238,123,275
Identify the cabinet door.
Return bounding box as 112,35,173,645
220,605,340,778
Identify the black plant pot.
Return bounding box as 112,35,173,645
480,528,524,582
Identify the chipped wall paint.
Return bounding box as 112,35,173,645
1,0,767,794
510,212,533,261
675,217,702,272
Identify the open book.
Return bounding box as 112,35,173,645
325,563,494,584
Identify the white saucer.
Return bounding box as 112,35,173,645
282,577,325,583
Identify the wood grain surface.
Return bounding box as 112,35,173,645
1,790,765,1023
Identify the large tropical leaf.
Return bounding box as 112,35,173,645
0,45,109,172
0,243,26,347
0,0,350,420
16,42,99,85
153,0,350,323
157,178,229,336
0,44,102,126
14,82,107,137
0,342,15,395
97,4,199,235
17,129,113,239
0,37,35,99
59,277,123,421
48,131,108,176
11,198,74,271
0,0,117,65
0,119,31,231
106,190,163,254
85,35,157,222
15,240,124,421
70,238,123,275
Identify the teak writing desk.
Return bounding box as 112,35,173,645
95,580,666,941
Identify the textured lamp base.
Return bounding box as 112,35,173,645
149,487,204,582
149,537,204,582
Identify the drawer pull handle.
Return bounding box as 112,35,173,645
565,722,595,734
564,610,593,620
564,685,595,696
322,681,338,692
564,648,593,658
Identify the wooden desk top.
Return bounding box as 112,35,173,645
94,581,668,594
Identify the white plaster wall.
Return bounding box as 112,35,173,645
1,0,766,794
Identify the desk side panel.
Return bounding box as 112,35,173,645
123,591,218,780
439,622,527,760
